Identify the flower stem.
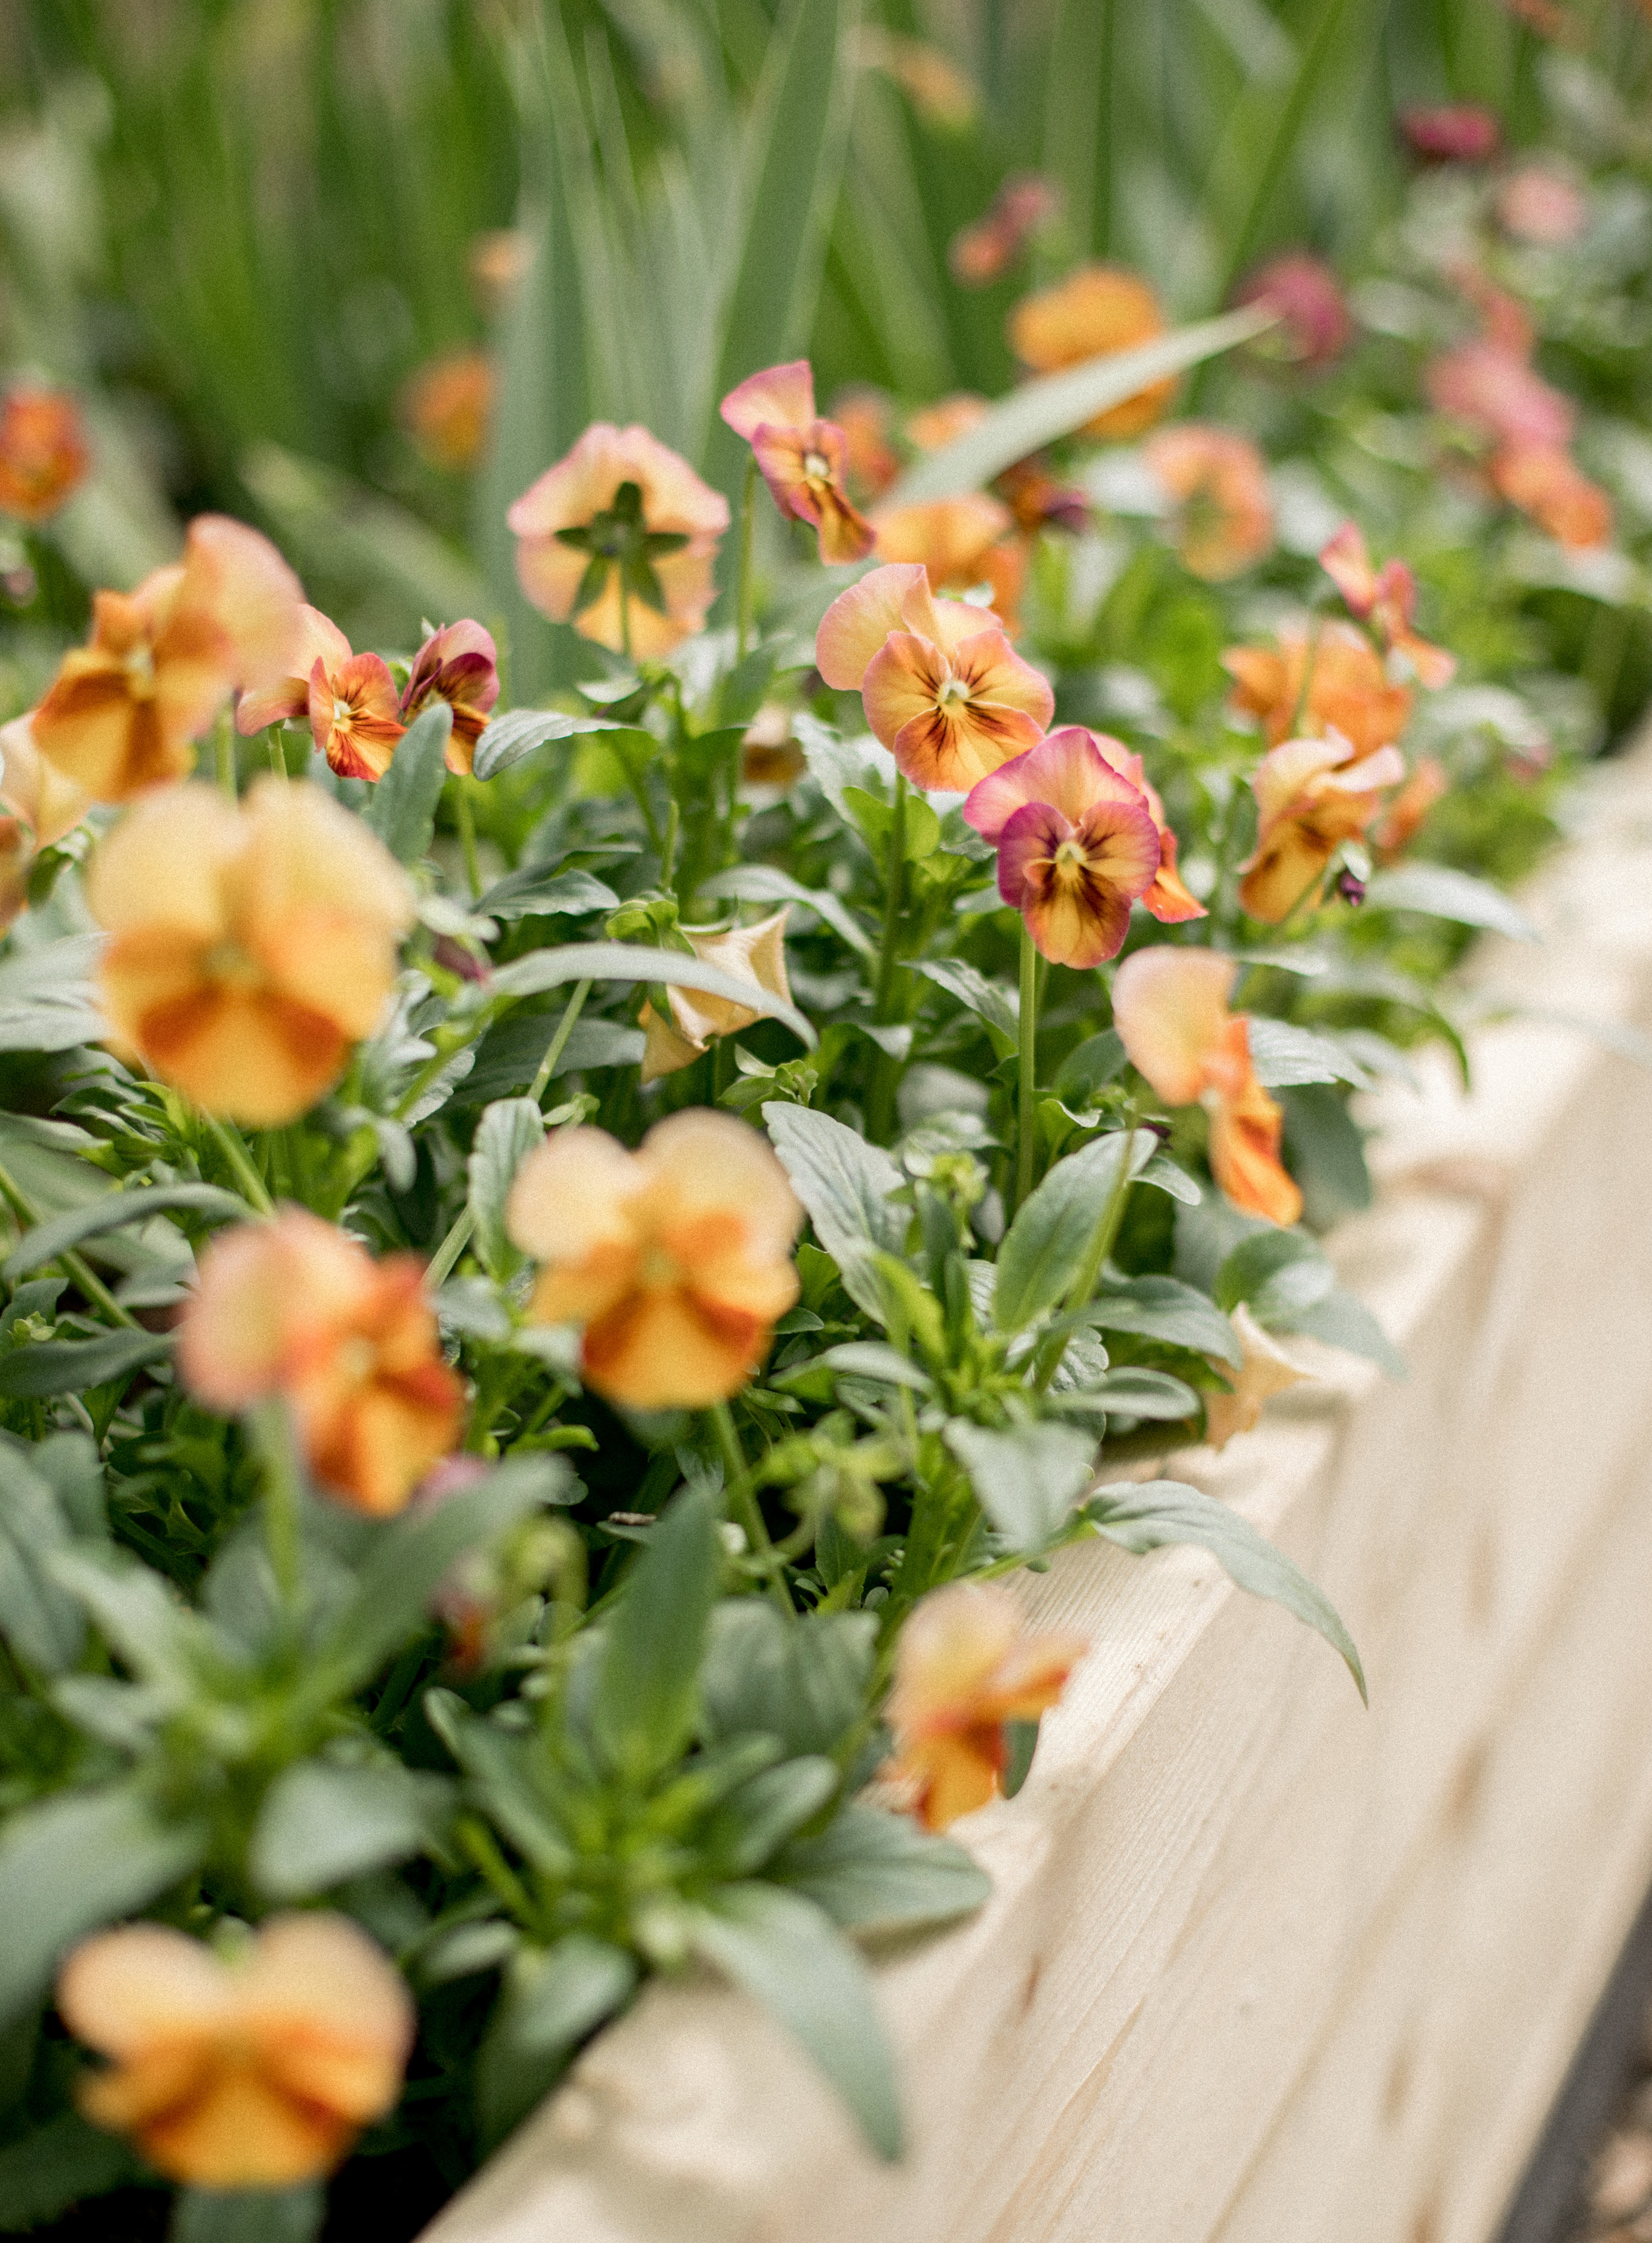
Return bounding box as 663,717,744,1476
710,1399,794,1620
0,1154,141,1330
619,572,632,667
265,726,288,780
455,779,482,901
204,1116,276,1217
213,710,237,800
425,1208,474,1289
867,776,908,1139
1016,921,1039,1213
735,456,759,662
1068,1116,1142,1305
248,1395,303,1611
529,979,592,1104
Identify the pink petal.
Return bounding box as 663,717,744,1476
1111,946,1238,1105
963,724,1143,843
720,361,815,443
816,564,931,689
1319,522,1377,617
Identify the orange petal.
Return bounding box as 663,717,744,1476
815,562,931,689
1111,944,1238,1106
176,515,305,692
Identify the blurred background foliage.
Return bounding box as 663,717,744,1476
0,0,1643,697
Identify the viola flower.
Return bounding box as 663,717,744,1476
87,777,414,1127
0,714,93,931
1496,165,1587,245
508,423,730,658
32,515,303,803
904,395,989,452
1142,424,1274,580
1399,104,1500,164
506,1109,804,1410
178,1208,463,1516
1425,341,1574,453
720,360,876,565
963,727,1161,968
233,603,406,781
1318,523,1456,688
1232,252,1352,371
1111,946,1302,1226
640,909,793,1083
1203,1303,1314,1450
1237,734,1406,925
400,619,500,775
1372,755,1449,860
1090,735,1207,923
58,1915,413,2189
234,603,348,736
868,493,1024,630
399,350,494,473
1490,443,1613,550
1222,620,1413,759
0,385,90,523
1008,264,1176,439
886,1581,1086,1831
829,387,901,502
948,173,1060,287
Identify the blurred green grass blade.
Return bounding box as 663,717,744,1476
1041,0,1117,256
883,303,1274,504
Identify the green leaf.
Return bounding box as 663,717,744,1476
1087,1275,1242,1365
1285,1288,1408,1379
708,1757,840,1876
1084,1479,1366,1702
762,1104,905,1323
0,1785,208,2024
1054,1030,1126,1102
250,1761,451,1900
363,703,454,864
467,1098,545,1281
688,1882,902,2160
777,1803,991,1934
885,306,1273,505
1246,1020,1372,1089
1280,1084,1374,1229
0,1330,170,1399
811,1343,933,1392
0,2113,140,2231
0,934,105,1053
2,1182,254,1281
1047,1367,1198,1421
992,1129,1148,1334
474,864,620,923
1213,1229,1332,1320
1363,862,1539,943
48,1548,205,1694
0,1449,89,1673
913,957,1018,1045
476,1936,638,2151
471,708,622,783
591,1483,721,1782
490,942,815,1047
700,865,875,959
170,2182,325,2243
699,1604,878,1760
944,1420,1096,1551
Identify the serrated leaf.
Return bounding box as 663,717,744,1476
777,1802,991,1932
489,942,815,1047
363,703,453,863
945,1419,1096,1551
2,1182,254,1282
913,957,1018,1044
1365,863,1539,943
471,708,622,782
467,1098,545,1281
762,1104,905,1322
591,1483,721,1782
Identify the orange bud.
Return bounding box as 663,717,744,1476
0,385,89,523
400,350,494,473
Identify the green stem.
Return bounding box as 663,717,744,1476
659,796,680,893
213,710,237,800
265,726,287,780
710,1400,794,1620
735,456,759,662
866,776,909,1140
204,1116,276,1217
248,1395,303,1611
619,572,632,667
1015,922,1039,1213
529,979,592,1104
0,1154,141,1330
455,780,482,901
1068,1116,1141,1306
425,1208,474,1288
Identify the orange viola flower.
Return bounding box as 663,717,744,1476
640,909,792,1084
815,560,1053,792
233,601,406,780
32,516,303,804
1318,523,1456,689
887,1581,1086,1831
58,1915,413,2189
400,619,500,775
720,360,876,565
179,1207,461,1515
962,726,1160,968
1371,755,1449,860
1007,264,1176,439
868,493,1025,631
1111,945,1302,1226
0,385,90,523
87,777,414,1127
1222,619,1413,760
506,1110,803,1411
1490,443,1612,550
508,423,729,658
0,714,93,930
904,395,989,452
1142,424,1273,580
399,349,494,473
1237,734,1406,924
1090,734,1206,923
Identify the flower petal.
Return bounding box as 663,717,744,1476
720,360,815,441
815,562,930,689
1111,945,1238,1106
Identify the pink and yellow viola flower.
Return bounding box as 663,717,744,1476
1089,735,1206,924
1142,423,1274,581
1222,619,1413,761
962,726,1162,968
234,602,406,781
720,360,876,564
1111,946,1302,1227
1238,733,1406,924
1318,523,1456,688
866,492,1026,633
1489,443,1613,551
887,1581,1087,1832
399,619,501,775
815,560,1053,793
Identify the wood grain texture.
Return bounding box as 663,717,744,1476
422,740,1652,2243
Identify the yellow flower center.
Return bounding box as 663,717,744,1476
124,642,157,701
336,1336,378,1386
803,450,831,482
1052,837,1089,880
201,939,264,993
934,670,971,710
332,698,354,725
638,1241,681,1290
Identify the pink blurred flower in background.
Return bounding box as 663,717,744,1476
1496,165,1588,245
1399,104,1501,164
1233,252,1353,371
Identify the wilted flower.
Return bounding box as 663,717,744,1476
962,726,1161,968
1203,1303,1314,1449
1399,103,1500,164
1142,424,1274,580
720,360,876,564
830,387,901,502
32,516,303,803
1371,755,1449,859
948,174,1061,286
1008,264,1176,439
0,714,92,930
1233,252,1352,370
400,350,494,473
887,1581,1086,1831
400,619,500,774
1490,443,1612,549
640,909,793,1083
0,385,90,523
179,1208,463,1515
1425,340,1574,453
1111,946,1302,1226
506,1109,803,1410
1237,734,1406,924
868,493,1024,628
739,703,806,787
509,424,730,657
815,560,1053,792
58,1915,413,2188
87,777,414,1126
1318,523,1456,687
1222,620,1413,759
1496,165,1587,245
